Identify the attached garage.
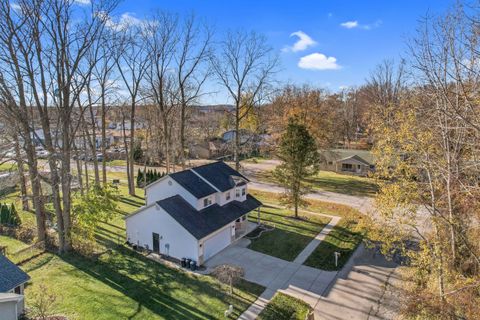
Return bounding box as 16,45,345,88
203,226,232,261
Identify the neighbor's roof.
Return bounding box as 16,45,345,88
0,255,30,292
170,170,217,199
192,161,249,192
337,155,371,166
156,194,262,240
321,149,374,164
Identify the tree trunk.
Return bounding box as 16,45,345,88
14,136,29,211
73,142,84,196
128,102,136,196
234,100,240,170
101,93,107,186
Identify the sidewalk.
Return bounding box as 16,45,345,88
238,215,341,319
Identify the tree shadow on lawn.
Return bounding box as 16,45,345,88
303,225,363,271
248,229,314,261
59,247,259,319
253,208,329,236
118,196,144,208
304,176,378,197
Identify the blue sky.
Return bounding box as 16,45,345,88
113,0,454,104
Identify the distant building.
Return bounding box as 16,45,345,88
320,149,375,176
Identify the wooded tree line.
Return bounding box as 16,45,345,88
364,4,480,318
0,0,278,253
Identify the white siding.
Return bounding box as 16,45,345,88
145,178,198,208
125,205,199,261
197,194,215,209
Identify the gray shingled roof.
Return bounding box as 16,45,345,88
170,170,217,199
192,161,249,192
0,255,30,292
157,194,262,239
337,154,371,166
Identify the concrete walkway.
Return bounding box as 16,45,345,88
235,214,341,319
293,216,341,264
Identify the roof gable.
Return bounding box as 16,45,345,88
338,155,371,166
0,255,30,292
192,161,249,192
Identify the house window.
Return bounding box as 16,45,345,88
226,192,231,201
203,198,212,207
236,189,240,198
14,286,21,294
241,188,246,196
242,215,246,221
342,163,353,171
328,161,333,165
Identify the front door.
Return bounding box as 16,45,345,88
152,232,160,253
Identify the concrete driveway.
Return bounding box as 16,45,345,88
204,238,338,306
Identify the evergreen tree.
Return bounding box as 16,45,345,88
273,117,319,218
136,168,143,187
9,203,20,226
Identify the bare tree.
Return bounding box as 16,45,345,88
211,30,278,170
115,23,150,195
212,264,245,295
175,14,213,169
145,12,179,173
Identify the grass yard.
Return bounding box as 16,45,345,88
257,292,312,320
22,250,264,320
255,169,378,197
249,189,368,270
247,205,330,261
0,169,265,319
303,219,364,271
0,235,29,254
250,190,362,219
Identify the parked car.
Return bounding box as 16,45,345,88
36,149,49,159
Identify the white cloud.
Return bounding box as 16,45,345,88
74,0,91,5
340,21,358,29
282,31,316,53
298,53,341,70
11,3,21,11
105,12,143,31
340,20,382,30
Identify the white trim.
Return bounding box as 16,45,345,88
144,174,170,190
123,202,157,220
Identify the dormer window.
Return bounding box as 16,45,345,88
242,188,246,196
226,192,231,201
203,197,212,207
236,189,240,198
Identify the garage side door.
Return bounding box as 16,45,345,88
204,227,231,261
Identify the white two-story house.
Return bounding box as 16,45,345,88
124,161,262,265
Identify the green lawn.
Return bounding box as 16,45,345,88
0,235,29,254
303,219,363,271
0,170,265,319
247,205,330,261
256,169,378,197
22,250,264,320
258,292,312,320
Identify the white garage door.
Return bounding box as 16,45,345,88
204,226,232,261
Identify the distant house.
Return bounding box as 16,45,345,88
188,138,224,159
320,149,375,176
125,161,261,265
0,254,30,320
